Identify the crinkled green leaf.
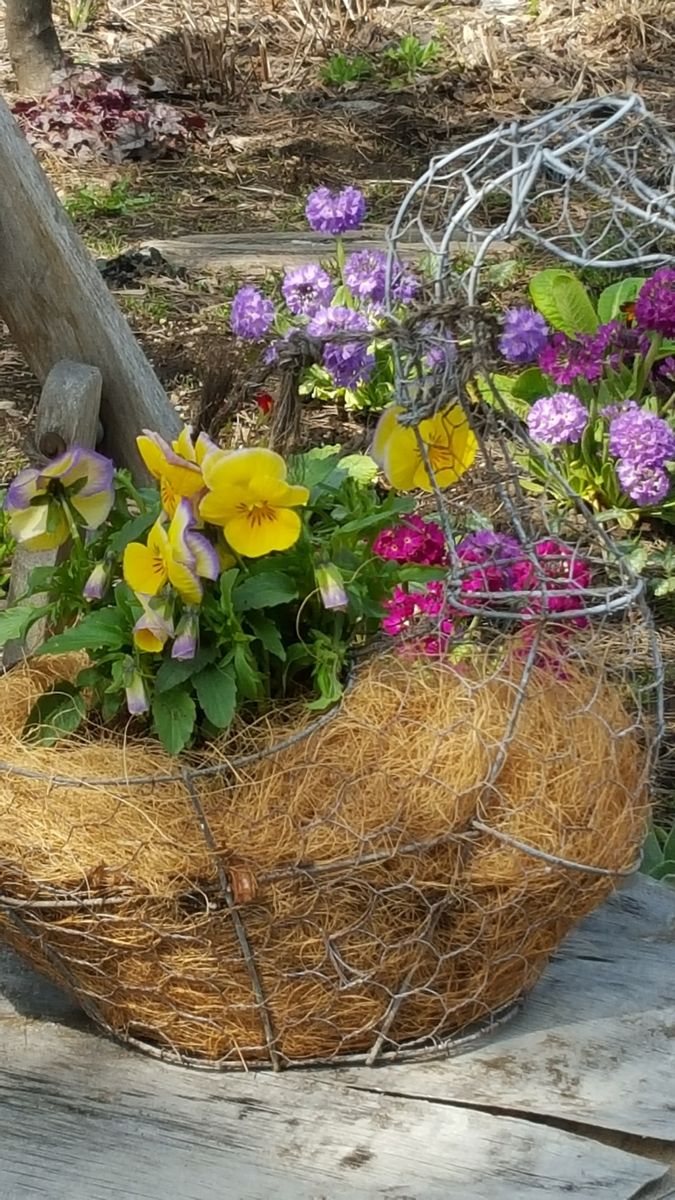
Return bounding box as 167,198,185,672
529,269,598,336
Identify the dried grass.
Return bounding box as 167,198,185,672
0,645,649,1067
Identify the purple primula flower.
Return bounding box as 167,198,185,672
499,307,549,364
230,285,275,339
527,391,588,446
307,305,374,389
344,249,387,305
538,332,605,386
305,186,367,235
659,356,675,380
282,263,334,317
608,405,675,468
635,268,675,338
172,608,200,661
373,516,446,566
617,459,671,506
391,262,420,305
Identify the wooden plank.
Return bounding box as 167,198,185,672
334,878,675,1141
3,360,102,667
143,230,511,275
0,1015,667,1200
0,94,181,476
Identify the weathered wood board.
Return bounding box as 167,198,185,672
143,229,511,276
0,876,674,1197
0,94,180,476
335,879,675,1140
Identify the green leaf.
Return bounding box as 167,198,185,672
233,640,263,700
151,687,196,755
596,277,645,324
219,568,239,616
233,571,298,612
339,454,379,485
642,828,665,874
246,611,287,660
0,604,40,649
155,646,217,693
511,367,551,403
193,663,237,728
101,691,123,722
650,860,675,881
529,269,599,336
662,824,675,862
291,446,343,489
24,682,86,747
108,508,158,554
35,609,128,655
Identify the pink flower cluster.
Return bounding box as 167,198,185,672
375,519,591,660
372,515,446,566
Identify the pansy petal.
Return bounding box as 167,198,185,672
9,503,69,551
70,488,115,529
379,426,421,491
223,507,301,557
371,404,404,467
195,432,223,467
138,432,203,497
172,426,196,463
123,543,166,596
199,490,239,527
38,448,82,483
166,559,203,604
5,466,42,511
202,447,287,492
186,531,220,580
70,449,114,497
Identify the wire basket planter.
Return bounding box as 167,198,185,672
0,94,668,1071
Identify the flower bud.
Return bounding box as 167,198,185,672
83,555,114,601
172,608,199,661
123,661,149,716
315,563,348,611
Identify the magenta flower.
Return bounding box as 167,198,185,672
172,608,200,660
616,460,671,506
457,530,521,592
372,516,446,566
5,446,114,552
307,305,374,389
499,307,549,364
635,268,675,338
512,539,591,621
527,391,588,446
608,405,675,469
230,285,275,339
282,263,334,317
305,185,367,235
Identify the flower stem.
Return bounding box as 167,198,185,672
635,334,663,400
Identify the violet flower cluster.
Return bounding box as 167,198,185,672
607,403,675,505
374,519,591,659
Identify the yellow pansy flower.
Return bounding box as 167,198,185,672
199,448,309,558
172,427,222,468
123,500,219,605
372,403,477,493
137,430,204,517
132,595,174,654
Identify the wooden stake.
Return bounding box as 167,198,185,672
0,93,181,478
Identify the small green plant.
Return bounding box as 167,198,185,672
320,52,373,87
65,0,99,32
383,35,441,83
64,180,155,221
641,822,675,887
123,293,171,323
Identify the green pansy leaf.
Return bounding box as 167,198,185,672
108,508,159,554
529,269,599,336
246,612,287,660
35,609,128,655
0,604,42,649
24,681,86,747
193,663,237,729
155,646,218,693
151,687,196,755
650,859,675,881
642,828,665,874
233,571,298,612
233,641,264,699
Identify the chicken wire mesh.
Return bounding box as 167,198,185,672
0,93,667,1072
